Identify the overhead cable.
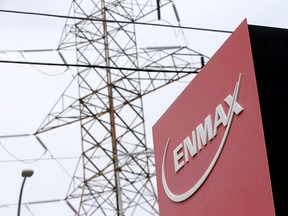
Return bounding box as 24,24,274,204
0,198,64,208
0,59,201,74
0,141,47,164
0,9,233,34
0,49,55,54
0,155,82,163
0,134,73,178
20,51,69,76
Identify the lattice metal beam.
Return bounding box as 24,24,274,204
35,0,207,215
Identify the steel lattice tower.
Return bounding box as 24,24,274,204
35,0,206,215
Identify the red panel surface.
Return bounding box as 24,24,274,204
152,19,275,216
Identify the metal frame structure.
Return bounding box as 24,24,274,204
35,0,207,215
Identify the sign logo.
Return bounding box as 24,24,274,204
161,73,243,202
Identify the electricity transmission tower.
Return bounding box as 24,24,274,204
35,0,207,215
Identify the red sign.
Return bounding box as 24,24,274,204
152,19,275,215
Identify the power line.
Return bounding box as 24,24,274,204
0,59,201,74
0,134,73,178
0,198,65,208
0,155,80,163
0,9,233,34
19,51,69,76
0,142,47,164
0,49,56,53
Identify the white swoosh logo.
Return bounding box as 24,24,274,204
162,74,242,202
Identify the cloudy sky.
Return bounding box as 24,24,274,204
0,0,287,215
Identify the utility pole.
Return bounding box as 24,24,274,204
36,0,206,215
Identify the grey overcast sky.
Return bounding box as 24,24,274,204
0,0,287,215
